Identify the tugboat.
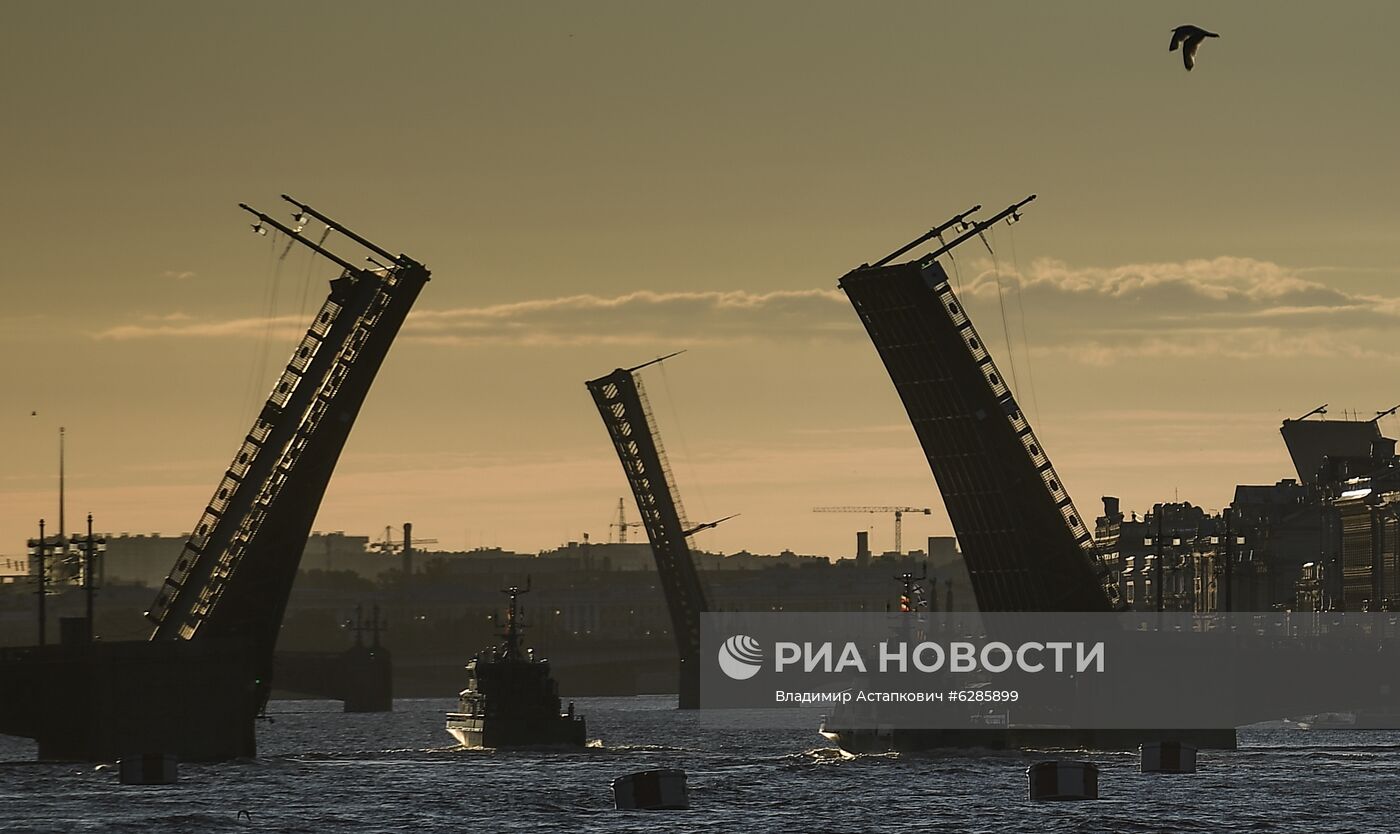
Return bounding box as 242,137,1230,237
445,582,587,748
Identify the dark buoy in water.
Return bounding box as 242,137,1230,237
1141,741,1198,773
118,753,178,785
612,768,689,810
1027,760,1098,801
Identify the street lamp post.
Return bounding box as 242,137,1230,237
80,514,105,643
33,519,47,647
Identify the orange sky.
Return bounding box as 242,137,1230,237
3,2,1398,560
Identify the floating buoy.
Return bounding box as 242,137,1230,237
1027,760,1098,801
612,768,689,810
118,753,178,785
1140,741,1198,773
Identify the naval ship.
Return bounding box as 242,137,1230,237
445,583,587,748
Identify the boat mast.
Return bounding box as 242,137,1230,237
500,582,530,661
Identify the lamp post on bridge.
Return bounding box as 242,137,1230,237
25,515,106,647
77,514,105,643
28,519,48,647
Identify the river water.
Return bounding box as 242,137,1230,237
1,696,1394,833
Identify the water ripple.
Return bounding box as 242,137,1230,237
1,697,1397,832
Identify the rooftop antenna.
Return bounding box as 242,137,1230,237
1372,404,1400,423
1294,403,1328,421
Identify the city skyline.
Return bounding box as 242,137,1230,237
4,2,1399,559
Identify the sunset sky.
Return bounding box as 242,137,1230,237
3,2,1398,561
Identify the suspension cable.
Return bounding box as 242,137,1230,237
1007,222,1043,427
297,226,332,321
656,360,714,549
240,230,282,423
987,228,1022,400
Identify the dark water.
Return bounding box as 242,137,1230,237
1,697,1396,833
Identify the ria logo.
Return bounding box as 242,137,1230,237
718,635,763,680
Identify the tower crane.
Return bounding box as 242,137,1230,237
812,506,932,555
609,497,644,544
369,523,439,583
369,524,438,554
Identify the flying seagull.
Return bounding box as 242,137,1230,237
1169,24,1219,71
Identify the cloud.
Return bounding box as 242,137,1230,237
1034,328,1397,366
92,257,1400,363
97,289,857,346
404,289,854,346
98,314,307,341
960,255,1372,314
951,256,1400,364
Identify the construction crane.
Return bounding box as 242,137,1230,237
812,506,932,555
368,524,438,554
367,523,438,584
609,497,644,544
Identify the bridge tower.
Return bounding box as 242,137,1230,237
838,197,1115,611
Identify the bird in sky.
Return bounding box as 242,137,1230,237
1169,24,1220,71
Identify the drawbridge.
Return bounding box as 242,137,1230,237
145,196,430,710
586,356,713,708
147,197,430,708
839,198,1116,612
0,196,429,759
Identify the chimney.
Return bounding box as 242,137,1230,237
1102,496,1121,521
856,531,870,567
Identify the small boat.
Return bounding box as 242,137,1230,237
445,582,587,748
